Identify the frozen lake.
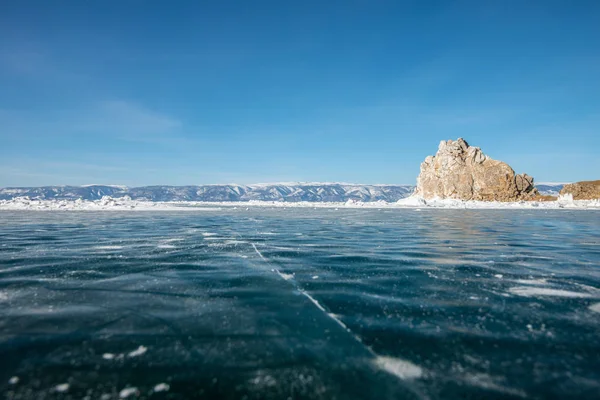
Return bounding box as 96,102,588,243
1,208,599,399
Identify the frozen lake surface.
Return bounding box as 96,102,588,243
1,208,600,399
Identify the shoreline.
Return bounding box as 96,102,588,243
1,196,599,211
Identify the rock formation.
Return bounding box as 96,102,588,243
559,180,600,200
415,138,538,201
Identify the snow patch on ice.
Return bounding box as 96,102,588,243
509,287,595,298
249,373,277,388
374,356,423,380
589,303,600,313
127,345,147,357
153,383,170,392
119,387,139,398
278,271,294,281
463,373,527,398
54,383,70,392
94,245,123,250
514,278,548,286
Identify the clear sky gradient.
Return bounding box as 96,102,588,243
1,0,599,187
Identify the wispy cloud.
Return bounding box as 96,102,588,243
1,99,191,146
75,100,186,144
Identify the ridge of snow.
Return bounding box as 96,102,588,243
80,184,129,189
1,195,599,211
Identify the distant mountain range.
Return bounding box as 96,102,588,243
0,182,565,202
534,183,566,196
0,183,415,202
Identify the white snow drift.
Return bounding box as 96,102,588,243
0,194,599,211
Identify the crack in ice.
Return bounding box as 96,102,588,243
248,240,427,396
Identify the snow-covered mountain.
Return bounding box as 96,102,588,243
0,182,567,202
535,183,566,196
0,184,416,202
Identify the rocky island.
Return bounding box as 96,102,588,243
559,180,600,200
414,138,539,201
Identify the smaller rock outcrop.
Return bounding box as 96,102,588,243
415,138,538,201
559,181,600,200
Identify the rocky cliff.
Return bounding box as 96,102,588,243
559,180,600,200
415,138,538,201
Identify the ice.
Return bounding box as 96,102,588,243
374,356,423,380
508,287,595,298
1,207,598,398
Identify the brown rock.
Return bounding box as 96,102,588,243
414,138,538,201
559,180,600,200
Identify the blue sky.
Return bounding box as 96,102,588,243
1,0,599,187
